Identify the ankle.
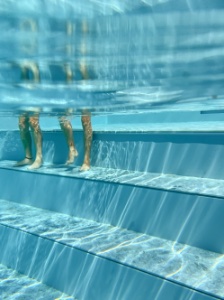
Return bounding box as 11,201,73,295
25,156,33,160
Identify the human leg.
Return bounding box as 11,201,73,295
59,116,78,164
14,114,33,166
28,115,43,169
80,113,92,171
79,53,92,171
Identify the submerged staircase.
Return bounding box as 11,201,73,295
0,121,224,300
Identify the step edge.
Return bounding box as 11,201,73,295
0,222,222,300
1,164,224,200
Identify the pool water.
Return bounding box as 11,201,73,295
0,0,224,116
0,1,224,299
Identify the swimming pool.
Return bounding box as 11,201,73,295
0,1,224,299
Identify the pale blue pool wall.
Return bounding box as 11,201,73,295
1,111,224,131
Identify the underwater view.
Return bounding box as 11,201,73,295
0,0,224,115
0,0,224,299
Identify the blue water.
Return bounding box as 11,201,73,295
1,3,224,298
0,0,224,116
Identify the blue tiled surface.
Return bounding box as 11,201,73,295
0,199,223,299
1,160,224,198
0,263,76,300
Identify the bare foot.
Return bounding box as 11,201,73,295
66,148,78,165
79,163,90,172
28,157,42,170
14,157,33,167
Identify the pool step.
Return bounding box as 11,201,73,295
0,199,223,300
0,263,76,300
2,160,224,198
0,129,224,299
1,130,224,180
0,161,223,254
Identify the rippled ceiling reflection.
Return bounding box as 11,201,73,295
0,0,224,116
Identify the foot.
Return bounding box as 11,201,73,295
79,163,90,172
66,148,78,165
28,157,42,170
14,157,33,167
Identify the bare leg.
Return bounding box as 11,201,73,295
59,117,78,164
60,64,78,164
80,113,92,171
14,115,33,166
28,115,43,169
79,58,92,171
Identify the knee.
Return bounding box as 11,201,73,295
81,115,91,128
18,117,28,131
28,117,40,131
59,117,71,130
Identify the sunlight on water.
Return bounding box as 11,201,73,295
0,264,76,299
0,1,224,299
0,1,223,116
1,199,224,298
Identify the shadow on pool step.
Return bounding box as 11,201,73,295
0,160,224,254
0,263,76,300
0,199,223,300
1,160,224,198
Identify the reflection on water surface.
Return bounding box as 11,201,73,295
0,1,223,116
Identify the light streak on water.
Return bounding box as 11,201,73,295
0,264,75,299
0,199,224,298
0,1,223,115
0,1,224,299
